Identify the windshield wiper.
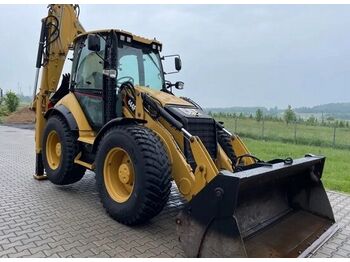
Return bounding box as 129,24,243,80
146,53,161,72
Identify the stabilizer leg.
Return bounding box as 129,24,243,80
33,152,47,180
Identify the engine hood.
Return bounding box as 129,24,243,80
136,86,194,107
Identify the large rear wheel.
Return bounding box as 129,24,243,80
42,115,86,185
95,125,171,225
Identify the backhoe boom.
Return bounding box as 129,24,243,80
32,4,85,179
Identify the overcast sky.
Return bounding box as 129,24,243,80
0,4,349,108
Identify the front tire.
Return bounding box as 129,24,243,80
95,125,171,225
217,129,237,169
42,115,86,185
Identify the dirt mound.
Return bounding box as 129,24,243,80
5,107,35,124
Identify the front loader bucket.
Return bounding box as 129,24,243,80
176,155,337,257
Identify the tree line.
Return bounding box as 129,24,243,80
209,105,350,128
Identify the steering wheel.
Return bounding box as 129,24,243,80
117,76,134,86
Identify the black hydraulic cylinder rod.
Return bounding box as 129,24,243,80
35,152,44,176
32,19,46,100
142,94,183,131
36,19,46,69
158,106,183,130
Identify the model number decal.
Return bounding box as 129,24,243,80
128,98,136,112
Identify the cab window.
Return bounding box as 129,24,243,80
75,36,106,90
72,35,106,129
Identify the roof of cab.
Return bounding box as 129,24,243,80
76,29,162,46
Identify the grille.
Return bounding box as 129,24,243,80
184,118,217,169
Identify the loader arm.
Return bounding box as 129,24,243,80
122,85,337,257
32,4,85,179
121,85,254,199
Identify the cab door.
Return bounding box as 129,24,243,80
71,34,106,130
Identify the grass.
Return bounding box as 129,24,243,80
215,117,350,193
240,138,350,194
216,116,350,149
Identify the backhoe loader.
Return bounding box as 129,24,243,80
32,4,337,257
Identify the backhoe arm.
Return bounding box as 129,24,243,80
32,4,85,179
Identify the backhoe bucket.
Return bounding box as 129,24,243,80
176,155,337,257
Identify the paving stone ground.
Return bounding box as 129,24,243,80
0,125,349,258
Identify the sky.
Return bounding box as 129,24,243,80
0,4,349,108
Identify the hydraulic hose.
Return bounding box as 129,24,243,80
142,93,183,131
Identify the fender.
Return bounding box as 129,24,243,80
44,104,78,131
92,117,147,153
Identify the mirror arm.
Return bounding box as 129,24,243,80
164,71,179,75
161,54,180,60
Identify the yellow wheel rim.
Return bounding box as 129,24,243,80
46,130,62,170
103,147,135,203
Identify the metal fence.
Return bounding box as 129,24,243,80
215,117,350,150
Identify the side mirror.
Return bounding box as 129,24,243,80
162,54,182,74
175,57,182,71
88,34,101,52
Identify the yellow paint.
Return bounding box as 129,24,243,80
189,137,219,195
159,118,184,151
103,147,135,203
231,134,255,166
46,130,61,170
33,4,256,202
136,86,193,107
216,144,234,172
56,93,95,138
74,153,93,170
33,4,85,157
78,136,95,145
124,106,196,200
74,159,93,170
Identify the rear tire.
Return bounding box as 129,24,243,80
217,129,237,168
95,125,171,225
42,115,86,185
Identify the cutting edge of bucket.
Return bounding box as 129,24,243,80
299,223,339,258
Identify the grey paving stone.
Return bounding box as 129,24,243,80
8,250,31,258
0,125,349,258
24,251,47,258
22,236,42,246
0,247,17,257
15,242,37,253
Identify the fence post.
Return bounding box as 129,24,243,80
294,121,297,144
333,126,336,147
235,117,237,133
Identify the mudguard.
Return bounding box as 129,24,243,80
44,104,78,131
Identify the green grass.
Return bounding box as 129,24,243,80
242,138,350,194
215,117,350,193
216,116,350,149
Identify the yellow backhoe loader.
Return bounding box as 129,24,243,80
32,4,337,257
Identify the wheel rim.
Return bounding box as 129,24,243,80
46,130,62,170
104,147,135,203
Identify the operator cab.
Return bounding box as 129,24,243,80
67,29,181,131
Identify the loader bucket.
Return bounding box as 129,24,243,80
176,155,338,258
